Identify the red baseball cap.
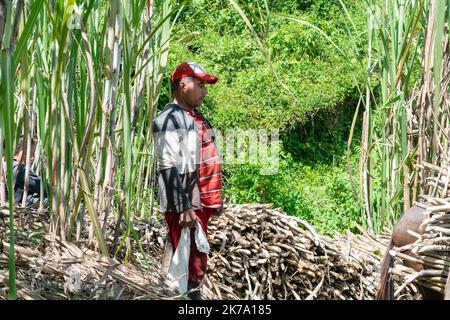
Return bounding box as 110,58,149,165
171,61,218,84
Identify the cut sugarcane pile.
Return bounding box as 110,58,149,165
199,203,406,299
138,204,420,299
0,235,181,300
417,162,450,197
389,197,450,297
1,203,417,300
0,207,183,300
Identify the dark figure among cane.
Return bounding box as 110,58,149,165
1,136,44,207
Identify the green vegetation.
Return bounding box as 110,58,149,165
164,0,366,235
0,0,180,299
5,0,430,298
361,0,448,233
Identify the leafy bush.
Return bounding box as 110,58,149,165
161,0,366,235
223,148,362,236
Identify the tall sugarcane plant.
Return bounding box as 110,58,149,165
362,0,450,233
0,0,184,298
0,0,42,301
1,0,17,301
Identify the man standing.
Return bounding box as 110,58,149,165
153,61,223,300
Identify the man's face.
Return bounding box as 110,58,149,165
181,77,208,109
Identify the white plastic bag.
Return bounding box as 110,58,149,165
195,220,210,254
167,227,190,294
167,221,210,294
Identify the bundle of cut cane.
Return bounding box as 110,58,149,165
0,232,183,300
134,204,413,300
0,203,416,300
417,162,450,198
0,206,186,300
390,197,450,297
139,204,418,300
200,204,393,299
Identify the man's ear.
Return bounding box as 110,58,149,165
179,79,187,90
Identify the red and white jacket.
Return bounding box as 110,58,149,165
153,103,223,213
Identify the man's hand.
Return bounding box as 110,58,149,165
179,208,197,228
